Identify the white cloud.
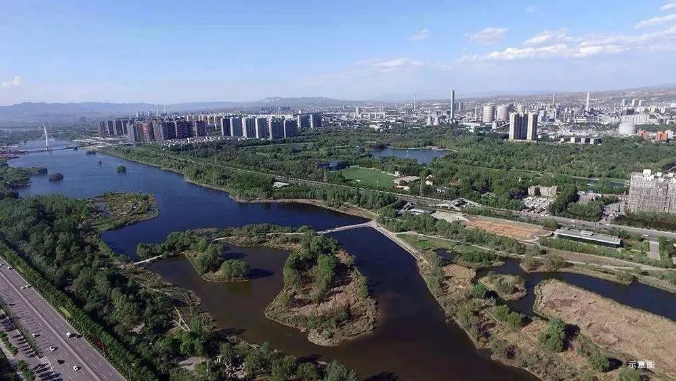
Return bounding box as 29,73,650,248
661,3,676,11
1,76,21,88
465,27,508,44
523,28,573,45
525,5,537,13
635,13,676,28
459,25,676,61
407,29,430,41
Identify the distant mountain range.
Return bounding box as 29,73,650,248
0,97,367,125
2,84,675,126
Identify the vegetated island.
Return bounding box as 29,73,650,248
137,224,378,347
265,232,376,346
479,272,527,301
535,279,676,380
117,165,126,173
48,173,63,181
92,192,159,230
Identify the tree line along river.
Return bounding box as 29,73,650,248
8,146,675,380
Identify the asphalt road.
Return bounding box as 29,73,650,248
0,261,125,381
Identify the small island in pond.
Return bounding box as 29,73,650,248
117,165,127,173
136,224,378,346
48,173,64,181
479,272,527,301
92,192,158,230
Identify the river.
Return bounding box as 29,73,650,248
9,148,537,380
472,257,676,321
9,148,674,380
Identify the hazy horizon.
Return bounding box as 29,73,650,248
2,0,676,105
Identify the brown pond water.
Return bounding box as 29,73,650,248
149,228,537,381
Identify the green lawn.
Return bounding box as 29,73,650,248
340,167,395,188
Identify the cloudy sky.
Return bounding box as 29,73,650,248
1,0,675,104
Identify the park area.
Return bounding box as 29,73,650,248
340,167,395,188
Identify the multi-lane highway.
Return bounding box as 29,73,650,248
0,261,125,380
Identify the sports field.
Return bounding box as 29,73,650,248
341,167,395,188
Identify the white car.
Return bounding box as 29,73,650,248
72,365,81,371
31,333,38,338
49,346,57,351
66,332,75,338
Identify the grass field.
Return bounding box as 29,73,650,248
340,167,395,188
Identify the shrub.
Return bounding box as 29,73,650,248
470,283,488,299
544,254,566,271
538,318,566,352
521,255,541,271
588,350,610,372
618,368,642,381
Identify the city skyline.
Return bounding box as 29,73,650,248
1,0,676,105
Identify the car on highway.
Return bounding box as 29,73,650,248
7,267,12,270
49,346,57,351
72,365,81,371
66,331,77,338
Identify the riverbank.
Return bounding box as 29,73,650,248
534,279,676,380
230,197,377,220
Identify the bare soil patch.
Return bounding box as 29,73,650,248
535,280,676,379
467,218,544,241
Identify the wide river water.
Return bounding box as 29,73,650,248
8,148,675,380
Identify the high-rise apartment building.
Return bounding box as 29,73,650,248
106,120,115,136
175,120,192,139
114,119,125,135
268,118,284,139
297,114,310,129
255,117,269,138
192,121,207,137
243,117,256,138
140,121,154,143
482,105,495,123
230,117,243,137
627,170,676,213
152,120,168,142
283,119,298,138
310,113,322,128
450,90,455,121
509,112,538,141
220,118,231,136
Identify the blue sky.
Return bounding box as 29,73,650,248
1,0,675,104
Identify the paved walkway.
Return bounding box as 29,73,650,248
648,239,661,260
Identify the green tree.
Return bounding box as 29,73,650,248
297,362,320,380
324,360,358,381
220,259,250,280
